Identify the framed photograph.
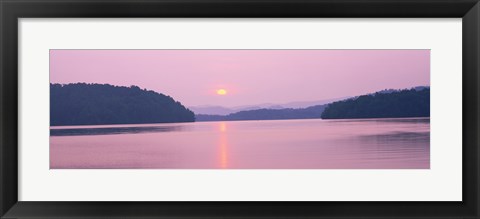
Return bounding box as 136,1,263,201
1,0,479,218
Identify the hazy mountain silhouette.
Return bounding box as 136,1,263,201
189,97,347,116
196,105,327,122
50,83,195,126
188,106,236,116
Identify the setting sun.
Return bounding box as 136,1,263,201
216,89,227,95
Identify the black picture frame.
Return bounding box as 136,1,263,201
1,0,479,218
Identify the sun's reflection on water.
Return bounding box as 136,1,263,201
218,122,228,168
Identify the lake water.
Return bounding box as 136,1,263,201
50,118,430,169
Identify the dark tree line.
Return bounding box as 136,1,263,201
320,88,430,119
50,83,194,126
196,105,327,122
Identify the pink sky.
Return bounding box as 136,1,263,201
50,50,430,107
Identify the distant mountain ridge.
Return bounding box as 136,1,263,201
188,106,236,116
196,105,327,122
189,97,347,115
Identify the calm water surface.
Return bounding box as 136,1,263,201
50,118,430,169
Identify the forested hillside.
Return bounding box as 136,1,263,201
321,88,430,119
50,83,194,126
